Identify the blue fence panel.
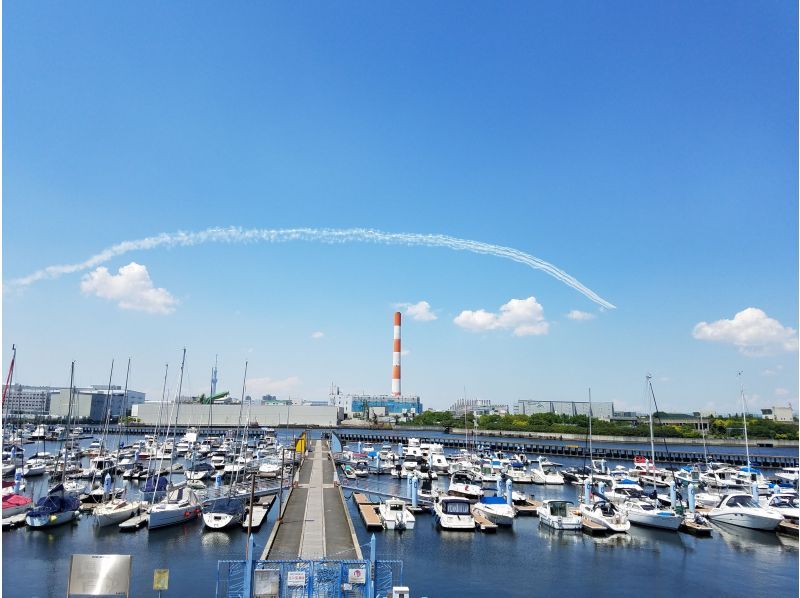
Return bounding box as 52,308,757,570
373,560,403,598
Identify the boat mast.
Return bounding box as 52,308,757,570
121,357,131,447
229,361,249,495
60,361,76,487
588,387,593,474
738,371,751,470
2,344,16,407
647,375,657,493
699,413,709,464
168,349,187,488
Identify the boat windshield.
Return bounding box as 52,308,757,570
549,502,569,517
726,495,760,508
443,501,470,515
772,496,799,508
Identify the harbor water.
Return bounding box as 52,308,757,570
2,429,797,597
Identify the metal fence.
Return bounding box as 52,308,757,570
216,559,403,598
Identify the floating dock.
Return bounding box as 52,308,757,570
352,493,384,531
778,519,799,537
242,495,276,531
261,439,361,560
118,512,148,532
515,499,542,516
470,508,498,533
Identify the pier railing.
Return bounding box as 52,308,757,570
216,558,403,598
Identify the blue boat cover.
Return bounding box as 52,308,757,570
28,485,80,517
480,496,508,505
143,476,169,493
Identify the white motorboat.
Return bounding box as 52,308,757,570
579,499,630,533
537,499,581,531
694,491,723,509
210,455,226,469
707,492,784,531
148,487,201,529
185,462,216,481
506,468,534,484
472,496,515,526
530,457,564,485
29,424,48,441
429,454,450,473
433,495,475,531
378,498,416,530
775,467,799,485
447,472,483,502
603,480,645,506
202,497,246,529
622,498,682,530
94,499,141,527
258,462,281,478
760,491,799,521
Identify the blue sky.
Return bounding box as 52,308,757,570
3,2,797,414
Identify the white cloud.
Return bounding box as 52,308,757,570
454,297,549,337
762,365,783,376
775,388,790,397
566,310,595,321
80,262,177,314
400,349,411,357
311,331,325,339
396,301,437,321
246,376,301,397
692,308,798,356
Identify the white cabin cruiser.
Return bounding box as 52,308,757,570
433,495,475,531
759,491,799,521
530,457,564,485
621,498,682,531
775,467,799,485
472,496,515,526
537,500,581,531
579,499,630,533
707,492,784,531
378,498,416,530
447,472,483,502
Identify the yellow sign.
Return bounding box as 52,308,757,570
295,432,306,454
153,569,169,591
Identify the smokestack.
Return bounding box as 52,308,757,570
392,311,401,397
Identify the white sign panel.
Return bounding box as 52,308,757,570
286,571,306,587
348,567,367,585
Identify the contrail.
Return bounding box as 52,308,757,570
8,226,616,309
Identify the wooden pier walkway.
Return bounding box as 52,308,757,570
352,493,384,530
261,439,361,560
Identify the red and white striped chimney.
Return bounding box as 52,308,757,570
392,312,401,397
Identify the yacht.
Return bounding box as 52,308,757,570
185,461,216,481
258,462,282,478
433,495,475,531
506,468,534,484
22,459,47,477
429,454,450,474
378,498,416,530
707,492,784,531
760,491,799,521
530,457,564,485
774,467,799,486
537,500,581,531
447,472,483,502
621,498,682,531
579,498,630,533
94,497,141,527
472,496,515,526
148,486,201,529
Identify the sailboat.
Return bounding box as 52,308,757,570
621,376,682,531
148,349,202,529
579,387,630,533
94,359,141,528
203,362,250,530
26,362,81,529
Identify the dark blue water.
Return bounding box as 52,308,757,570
3,429,798,597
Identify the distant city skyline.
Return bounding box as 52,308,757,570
3,3,797,416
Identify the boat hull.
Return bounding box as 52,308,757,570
94,502,140,527
708,511,782,531
202,511,241,529
538,513,582,530
26,509,77,528
625,509,682,531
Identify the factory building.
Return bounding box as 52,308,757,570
3,385,56,417
131,403,338,427
448,398,508,417
514,399,615,420
329,312,422,421
49,386,146,421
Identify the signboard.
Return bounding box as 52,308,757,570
68,554,132,597
348,567,366,585
286,571,306,587
153,569,169,591
253,570,280,597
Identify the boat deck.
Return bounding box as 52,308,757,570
262,439,361,560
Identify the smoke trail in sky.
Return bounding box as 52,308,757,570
9,227,616,309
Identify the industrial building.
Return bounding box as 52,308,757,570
131,403,338,427
3,385,56,417
328,312,423,421
448,398,509,417
49,386,146,421
761,405,795,422
514,399,615,420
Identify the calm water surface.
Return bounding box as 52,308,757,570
2,430,797,597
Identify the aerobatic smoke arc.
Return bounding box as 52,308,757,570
9,226,616,310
